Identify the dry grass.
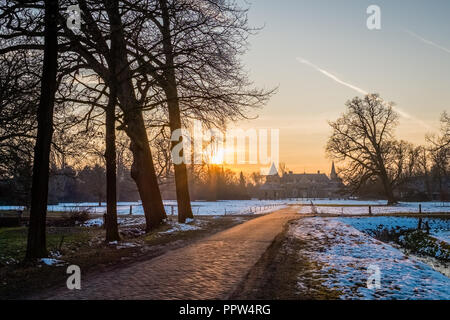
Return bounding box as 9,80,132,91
0,214,257,299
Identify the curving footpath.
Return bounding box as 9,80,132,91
41,206,300,300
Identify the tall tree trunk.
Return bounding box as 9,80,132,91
104,0,120,242
25,0,59,261
104,83,120,242
127,112,167,229
375,150,397,205
160,0,193,223
167,88,194,223
379,172,397,205
105,0,166,230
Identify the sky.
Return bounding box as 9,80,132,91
227,0,450,175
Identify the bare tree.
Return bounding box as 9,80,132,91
1,0,168,230
1,0,272,231
326,94,404,204
0,50,39,205
127,0,273,221
103,0,121,241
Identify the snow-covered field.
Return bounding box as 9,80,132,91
299,201,450,215
0,200,289,216
2,199,449,216
290,217,450,299
337,216,450,244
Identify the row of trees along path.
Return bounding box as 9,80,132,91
0,0,272,260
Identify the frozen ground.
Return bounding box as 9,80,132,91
2,199,449,216
158,219,204,234
337,216,450,244
39,258,66,266
81,216,148,227
0,200,289,216
299,201,450,215
290,217,450,299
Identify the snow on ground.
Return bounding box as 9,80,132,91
82,218,104,227
81,216,146,228
433,231,450,245
298,199,388,206
0,200,292,216
290,217,450,299
337,216,450,244
115,242,139,249
159,219,204,234
299,202,450,215
2,199,449,217
40,258,66,266
81,216,211,233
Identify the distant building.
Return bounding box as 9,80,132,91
259,162,344,199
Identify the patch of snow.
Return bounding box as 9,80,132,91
337,216,450,244
159,220,202,234
289,217,450,300
4,199,447,217
432,231,450,245
50,250,62,258
116,242,139,249
82,218,104,227
6,199,297,216
81,216,146,228
300,203,450,215
40,258,66,266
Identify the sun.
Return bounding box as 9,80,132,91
209,147,225,165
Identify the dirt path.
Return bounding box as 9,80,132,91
230,217,338,300
37,207,300,300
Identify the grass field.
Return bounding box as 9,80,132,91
0,214,256,299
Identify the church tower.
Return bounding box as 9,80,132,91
266,163,280,183
330,161,338,180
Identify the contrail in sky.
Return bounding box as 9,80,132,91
296,58,367,95
295,57,432,130
404,29,450,55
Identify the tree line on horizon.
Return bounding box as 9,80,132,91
0,161,259,205
0,0,273,261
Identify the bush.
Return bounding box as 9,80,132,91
398,230,450,261
68,209,91,225
368,226,450,262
